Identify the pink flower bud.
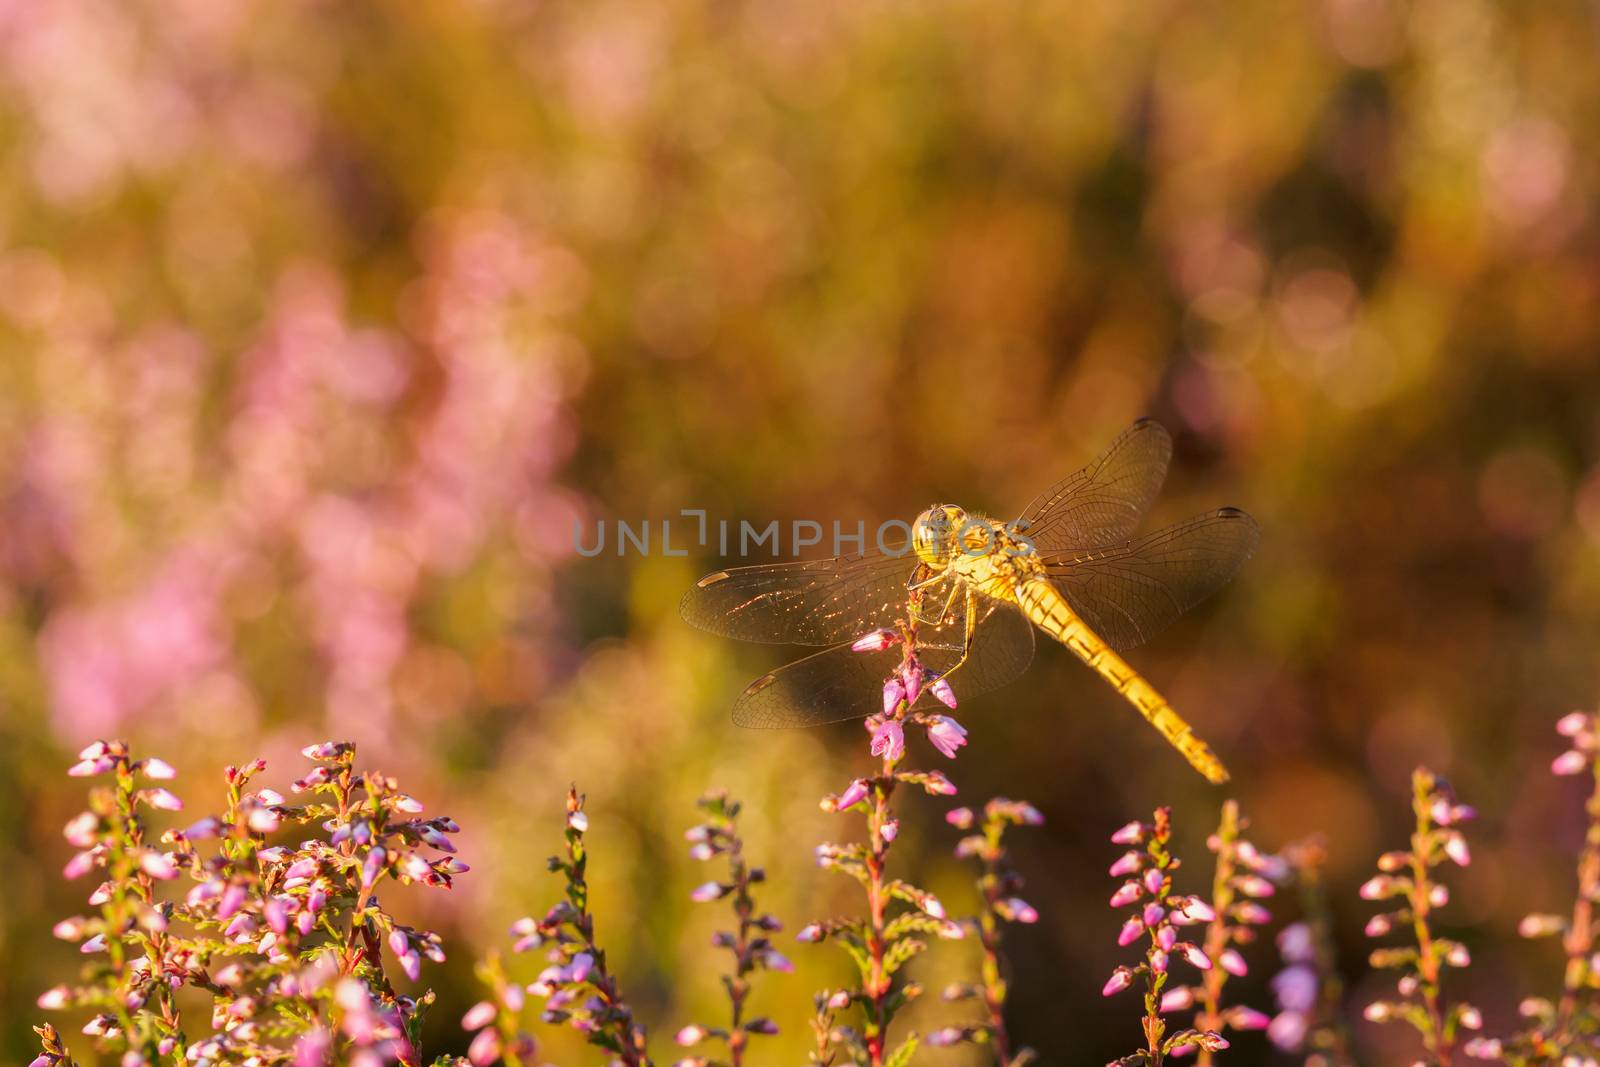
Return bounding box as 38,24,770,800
946,807,974,829
928,677,958,709
900,662,924,704
1235,874,1276,898
925,715,967,758
676,1025,707,1046
360,847,386,888
1109,851,1142,877
63,813,98,849
996,897,1037,923
140,758,177,780
1177,897,1216,922
1102,967,1134,996
923,771,958,796
1359,875,1394,900
467,1028,500,1067
797,923,824,942
1109,882,1143,908
690,881,725,903
837,779,870,810
1444,833,1471,866
564,952,594,983
1552,750,1587,776
1219,948,1248,976
1157,924,1177,951
1143,868,1164,895
138,851,178,880
1110,821,1145,845
1234,901,1272,925
461,1001,496,1031
52,917,87,941
881,819,899,842
1142,903,1166,927
1160,987,1195,1012
141,789,184,812
851,629,899,653
1117,918,1145,946
1181,944,1212,970
1558,711,1590,737
881,679,906,715
1519,913,1566,938
68,758,112,778
1230,1007,1271,1031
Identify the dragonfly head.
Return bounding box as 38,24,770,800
912,504,968,569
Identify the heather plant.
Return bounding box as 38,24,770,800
1463,710,1600,1062
798,627,969,1067
931,797,1045,1066
514,788,652,1066
1268,839,1355,1064
1101,807,1229,1064
1183,800,1280,1063
674,789,789,1066
36,739,463,1067
1360,767,1482,1062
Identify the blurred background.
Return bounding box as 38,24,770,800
2,0,1599,1062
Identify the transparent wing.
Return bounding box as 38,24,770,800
1042,507,1260,651
680,551,923,647
732,598,1036,728
1016,418,1173,552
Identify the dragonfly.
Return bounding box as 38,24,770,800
679,419,1259,784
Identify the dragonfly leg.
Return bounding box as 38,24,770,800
931,587,980,684
907,574,960,626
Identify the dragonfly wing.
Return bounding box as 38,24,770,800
681,552,920,646
1041,507,1259,651
732,598,1036,728
1016,418,1173,552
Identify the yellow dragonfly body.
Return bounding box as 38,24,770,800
681,419,1258,783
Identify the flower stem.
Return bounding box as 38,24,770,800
1408,771,1453,1064
1556,752,1600,1034
975,822,1014,1067
864,753,899,1067
1195,800,1238,1067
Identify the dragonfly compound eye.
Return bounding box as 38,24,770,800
912,505,963,567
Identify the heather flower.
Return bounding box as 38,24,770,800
869,717,906,761
1361,767,1480,1062
924,714,968,758
1102,808,1227,1063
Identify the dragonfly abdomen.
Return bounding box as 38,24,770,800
1014,577,1230,785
